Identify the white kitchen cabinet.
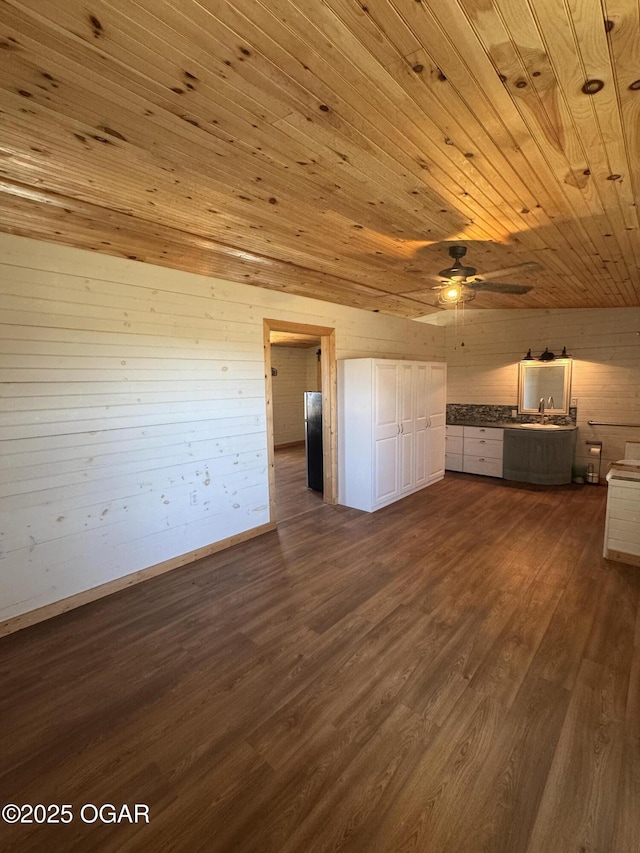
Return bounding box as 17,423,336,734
338,358,446,512
604,467,640,567
444,425,464,472
445,425,504,478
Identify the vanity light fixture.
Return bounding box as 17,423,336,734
521,347,571,362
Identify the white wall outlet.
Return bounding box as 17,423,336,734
190,491,198,506
571,397,578,406
511,409,517,418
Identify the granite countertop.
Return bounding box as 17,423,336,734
447,420,577,431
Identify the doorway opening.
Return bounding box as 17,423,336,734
263,319,337,524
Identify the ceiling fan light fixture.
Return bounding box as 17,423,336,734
437,285,476,306
441,283,463,303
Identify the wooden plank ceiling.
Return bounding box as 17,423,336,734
0,0,638,318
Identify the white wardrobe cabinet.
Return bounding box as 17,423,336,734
338,358,446,512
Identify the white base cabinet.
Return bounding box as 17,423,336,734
604,476,640,566
338,359,446,512
445,425,504,478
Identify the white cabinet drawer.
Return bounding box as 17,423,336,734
463,455,503,478
463,426,503,442
464,436,504,459
445,435,463,454
445,452,463,472
445,424,464,437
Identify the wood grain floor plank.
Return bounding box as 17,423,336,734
526,658,629,853
613,736,640,853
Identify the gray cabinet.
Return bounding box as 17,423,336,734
503,428,576,485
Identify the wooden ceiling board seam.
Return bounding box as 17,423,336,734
0,140,401,285
389,0,582,213
276,0,548,219
0,107,457,285
384,22,624,302
323,0,423,61
276,0,559,237
392,0,632,279
185,0,556,243
0,78,461,257
563,0,640,292
457,0,634,299
368,50,553,231
524,0,640,292
2,2,552,260
0,17,307,167
271,107,533,246
10,0,295,124
453,1,637,301
603,1,640,297
604,0,640,207
270,113,499,245
456,0,620,268
17,27,500,250
302,0,590,251
0,7,296,142
180,0,518,241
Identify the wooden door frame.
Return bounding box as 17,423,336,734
263,319,337,520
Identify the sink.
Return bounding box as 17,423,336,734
519,423,563,430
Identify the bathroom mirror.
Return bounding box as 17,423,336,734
518,359,572,414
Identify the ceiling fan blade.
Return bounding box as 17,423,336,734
470,261,541,282
469,282,533,294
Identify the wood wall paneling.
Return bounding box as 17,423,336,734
0,233,443,626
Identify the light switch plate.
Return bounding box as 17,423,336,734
571,397,578,406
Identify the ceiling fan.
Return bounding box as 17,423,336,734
411,245,540,306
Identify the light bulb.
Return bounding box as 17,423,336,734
442,284,462,303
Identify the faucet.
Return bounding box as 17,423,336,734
538,397,547,423
548,396,554,409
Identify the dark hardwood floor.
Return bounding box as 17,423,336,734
274,444,324,523
1,470,638,852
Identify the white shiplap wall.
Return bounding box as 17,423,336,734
0,234,444,623
271,346,318,446
423,308,640,475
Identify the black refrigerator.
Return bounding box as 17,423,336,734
304,392,323,492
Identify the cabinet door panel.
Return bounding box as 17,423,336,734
399,363,414,426
428,363,446,427
374,363,398,440
427,363,446,482
374,436,399,503
414,363,428,430
399,429,414,491
415,426,427,486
